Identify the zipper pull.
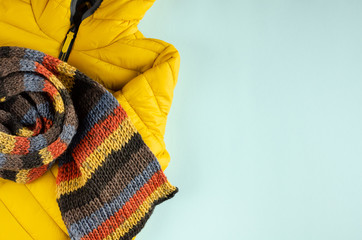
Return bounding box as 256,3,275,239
58,1,93,62
59,25,76,62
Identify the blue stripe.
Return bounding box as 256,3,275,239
59,125,76,144
23,73,45,92
29,135,47,152
20,49,45,92
36,102,53,120
21,107,38,125
24,48,45,63
0,153,6,168
68,159,161,238
20,103,52,126
19,59,36,72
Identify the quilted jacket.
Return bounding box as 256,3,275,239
0,0,180,239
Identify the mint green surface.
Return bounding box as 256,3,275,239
137,1,362,239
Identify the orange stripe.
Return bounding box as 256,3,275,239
56,160,82,184
35,62,51,79
42,54,62,72
27,164,49,183
42,117,53,132
43,80,58,100
47,138,67,159
72,106,127,165
83,170,167,240
31,118,42,136
11,137,30,155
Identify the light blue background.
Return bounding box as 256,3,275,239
138,1,362,239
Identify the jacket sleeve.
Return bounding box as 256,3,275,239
113,38,180,171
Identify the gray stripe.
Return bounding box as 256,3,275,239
24,48,45,63
29,134,47,152
0,153,6,168
24,73,44,92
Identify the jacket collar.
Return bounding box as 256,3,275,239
31,0,155,50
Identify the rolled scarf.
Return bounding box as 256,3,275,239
0,46,178,240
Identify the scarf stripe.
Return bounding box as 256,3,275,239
58,132,147,212
69,159,162,237
61,142,155,224
56,125,138,199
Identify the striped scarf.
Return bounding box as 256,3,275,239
0,46,178,240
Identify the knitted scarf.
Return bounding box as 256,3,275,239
0,46,178,240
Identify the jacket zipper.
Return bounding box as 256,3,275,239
59,24,77,61
58,1,93,62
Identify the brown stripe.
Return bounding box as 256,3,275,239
0,57,21,78
1,155,23,170
3,73,25,97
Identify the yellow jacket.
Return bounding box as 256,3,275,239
0,0,180,239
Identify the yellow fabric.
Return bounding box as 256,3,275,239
0,0,180,239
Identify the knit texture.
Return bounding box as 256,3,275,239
0,46,178,240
